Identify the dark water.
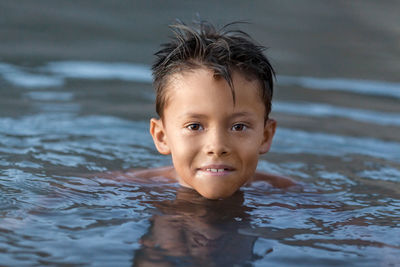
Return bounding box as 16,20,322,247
1,1,400,266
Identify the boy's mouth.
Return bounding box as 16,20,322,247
205,168,227,173
197,165,235,175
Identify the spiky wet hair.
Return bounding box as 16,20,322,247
152,20,275,119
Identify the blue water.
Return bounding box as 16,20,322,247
1,61,400,266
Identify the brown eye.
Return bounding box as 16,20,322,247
187,123,203,131
232,123,247,131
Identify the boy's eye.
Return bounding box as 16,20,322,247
186,123,203,131
231,123,247,131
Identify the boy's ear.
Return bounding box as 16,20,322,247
259,118,277,154
149,118,171,155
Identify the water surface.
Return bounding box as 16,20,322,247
1,61,399,266
1,1,400,266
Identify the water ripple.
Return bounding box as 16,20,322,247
1,61,399,100
274,128,400,162
274,101,400,126
278,75,400,99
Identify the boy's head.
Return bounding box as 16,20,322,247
152,20,275,120
150,20,277,199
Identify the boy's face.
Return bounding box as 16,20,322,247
150,68,276,199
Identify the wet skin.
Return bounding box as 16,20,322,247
149,68,292,199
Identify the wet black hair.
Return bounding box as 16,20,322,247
152,19,275,119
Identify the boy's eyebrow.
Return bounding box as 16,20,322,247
178,113,208,119
179,111,255,120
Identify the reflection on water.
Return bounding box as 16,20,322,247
133,189,257,266
1,60,399,266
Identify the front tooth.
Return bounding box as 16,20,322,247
218,169,224,172
211,168,217,172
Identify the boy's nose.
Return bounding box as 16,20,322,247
205,128,230,157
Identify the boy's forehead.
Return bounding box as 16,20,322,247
161,68,265,115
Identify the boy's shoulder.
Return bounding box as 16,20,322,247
94,166,176,184
128,166,177,181
251,172,296,189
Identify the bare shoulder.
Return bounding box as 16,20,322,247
94,166,177,183
252,171,297,189
127,166,177,180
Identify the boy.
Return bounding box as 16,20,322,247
132,20,295,199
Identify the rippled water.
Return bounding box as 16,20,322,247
1,60,399,266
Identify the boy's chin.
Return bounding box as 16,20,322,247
178,174,247,200
195,186,239,200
